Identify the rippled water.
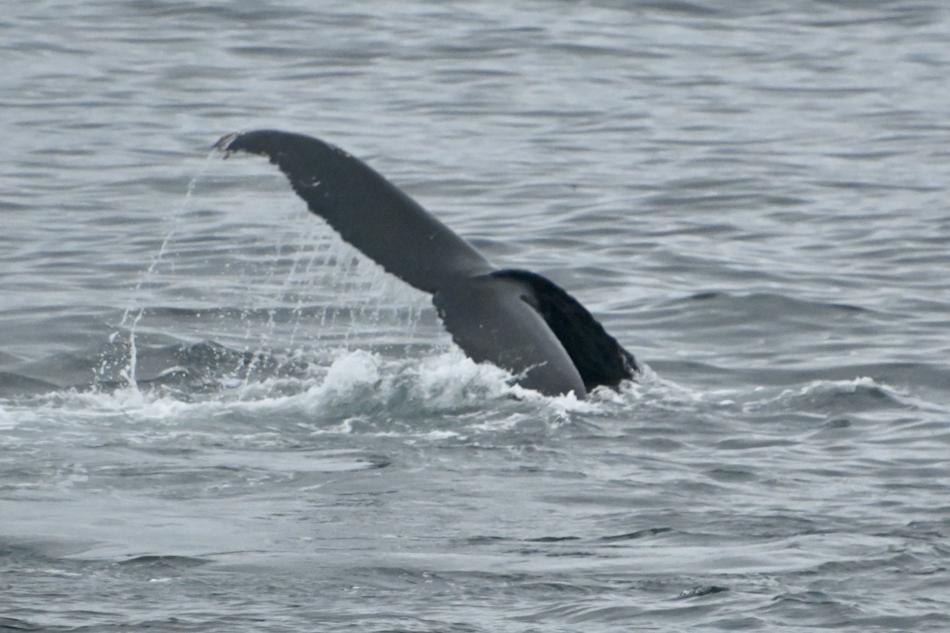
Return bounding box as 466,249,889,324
2,1,949,631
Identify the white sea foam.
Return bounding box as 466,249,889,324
1,346,637,441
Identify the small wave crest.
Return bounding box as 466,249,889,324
743,376,912,417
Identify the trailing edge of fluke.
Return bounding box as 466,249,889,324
215,130,637,398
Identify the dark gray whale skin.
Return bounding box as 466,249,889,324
215,130,637,398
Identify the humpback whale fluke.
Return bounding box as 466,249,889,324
215,130,637,398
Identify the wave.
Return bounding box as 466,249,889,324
0,344,606,437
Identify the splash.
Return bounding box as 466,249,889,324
95,150,218,393
14,347,609,432
93,144,430,402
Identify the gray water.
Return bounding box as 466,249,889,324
2,1,950,631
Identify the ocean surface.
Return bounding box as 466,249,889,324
2,1,949,631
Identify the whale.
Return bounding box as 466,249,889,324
215,130,637,398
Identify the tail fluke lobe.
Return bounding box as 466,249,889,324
434,270,637,397
433,274,588,398
216,130,493,294
491,270,637,391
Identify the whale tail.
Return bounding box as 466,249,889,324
216,130,637,397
